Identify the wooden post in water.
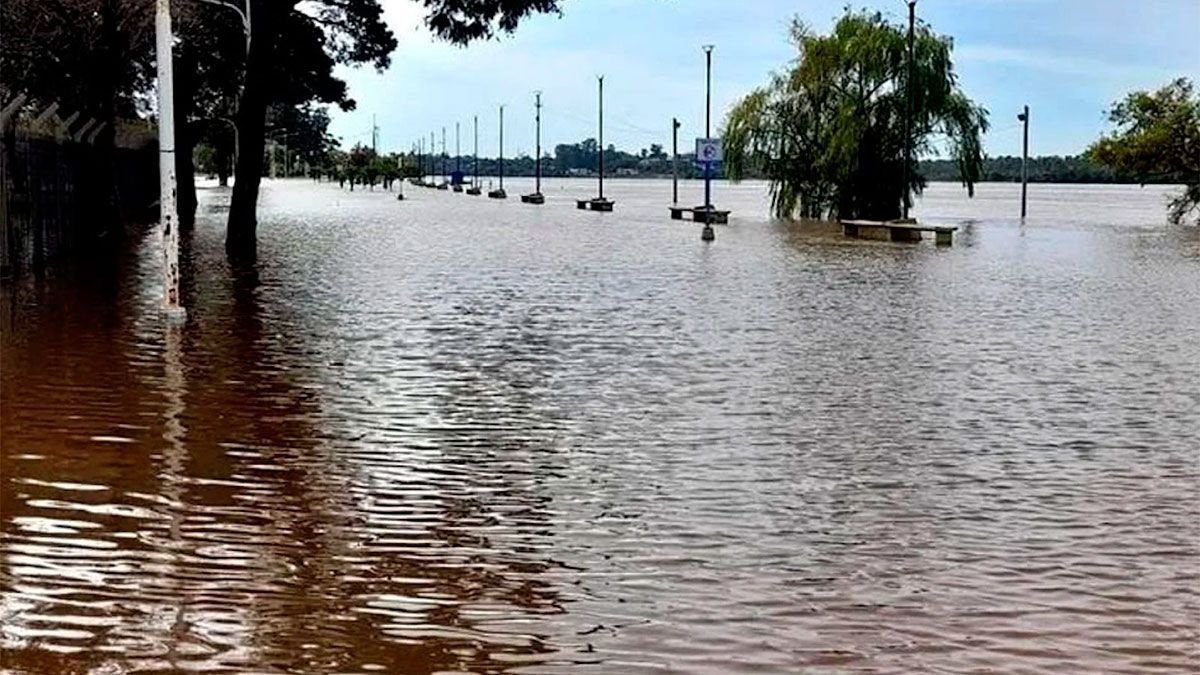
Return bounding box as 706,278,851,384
1019,105,1029,219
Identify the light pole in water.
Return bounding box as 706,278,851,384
1018,105,1030,219
703,45,714,212
155,0,183,318
598,76,605,202
701,45,716,242
672,117,680,205
902,0,916,221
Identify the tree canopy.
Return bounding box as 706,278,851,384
723,11,988,221
1087,78,1200,225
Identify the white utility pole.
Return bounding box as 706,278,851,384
155,0,184,318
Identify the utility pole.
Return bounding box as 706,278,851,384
703,45,713,212
1019,105,1029,219
455,121,461,174
598,75,605,201
371,114,378,154
473,115,479,186
672,117,680,205
535,91,542,194
499,105,505,190
902,0,916,221
155,0,183,317
441,126,447,184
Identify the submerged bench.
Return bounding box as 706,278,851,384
670,205,730,224
577,197,614,212
840,219,957,246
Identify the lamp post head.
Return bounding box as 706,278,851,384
702,44,714,53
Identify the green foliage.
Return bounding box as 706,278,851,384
724,11,988,221
1087,78,1200,225
920,155,1130,183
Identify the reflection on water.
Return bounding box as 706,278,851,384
2,179,1198,673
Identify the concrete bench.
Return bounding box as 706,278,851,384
577,198,614,212
840,219,957,246
671,205,730,224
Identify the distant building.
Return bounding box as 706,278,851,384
616,168,639,177
567,168,592,177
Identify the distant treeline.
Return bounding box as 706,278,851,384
919,155,1181,184
409,138,719,179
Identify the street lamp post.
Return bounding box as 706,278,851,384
703,45,713,213
902,0,916,221
1019,105,1030,219
700,45,716,241
672,117,680,205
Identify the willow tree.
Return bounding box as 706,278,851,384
724,11,988,221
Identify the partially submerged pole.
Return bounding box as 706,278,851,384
1019,104,1029,219
577,77,613,211
902,0,916,221
522,92,545,203
453,121,463,191
155,0,183,318
489,105,507,198
535,92,542,194
468,115,481,195
703,46,713,212
499,105,504,190
598,75,605,201
701,45,715,241
672,117,680,205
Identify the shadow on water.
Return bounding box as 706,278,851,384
1,196,564,673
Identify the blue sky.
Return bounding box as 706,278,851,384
329,0,1200,158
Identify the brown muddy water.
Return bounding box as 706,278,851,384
2,178,1198,673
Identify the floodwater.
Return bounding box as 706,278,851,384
2,178,1198,673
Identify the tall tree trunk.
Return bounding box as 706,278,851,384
227,0,281,258
174,48,197,230
216,139,230,187
94,0,122,235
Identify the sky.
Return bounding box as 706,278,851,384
328,0,1200,159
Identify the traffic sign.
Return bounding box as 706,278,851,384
695,137,723,164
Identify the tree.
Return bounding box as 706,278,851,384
1087,78,1200,225
723,11,988,221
